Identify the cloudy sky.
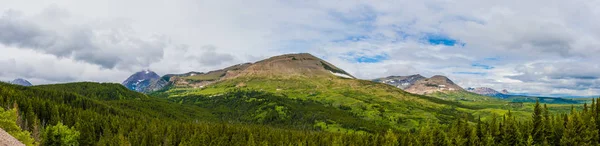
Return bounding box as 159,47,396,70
1,0,600,97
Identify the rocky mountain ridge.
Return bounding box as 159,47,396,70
121,70,168,93
374,74,466,95
373,74,426,89
123,53,356,91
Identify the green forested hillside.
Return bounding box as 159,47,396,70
1,81,596,145
0,82,394,145
33,82,149,100
156,76,490,131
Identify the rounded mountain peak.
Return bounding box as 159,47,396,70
405,75,465,94
429,75,455,84
237,53,355,79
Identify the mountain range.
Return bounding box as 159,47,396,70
123,53,579,104
125,53,358,92
136,53,488,131
373,74,581,104
0,52,586,145
373,74,518,99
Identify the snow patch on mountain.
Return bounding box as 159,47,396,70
122,70,168,93
373,74,426,89
330,71,354,79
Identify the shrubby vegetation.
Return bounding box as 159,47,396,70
0,107,35,146
42,122,79,146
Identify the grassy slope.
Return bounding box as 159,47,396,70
181,72,225,81
156,76,484,132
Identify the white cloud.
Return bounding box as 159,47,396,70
1,0,600,96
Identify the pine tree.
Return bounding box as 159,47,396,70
469,128,480,146
595,98,600,144
583,117,599,145
501,111,520,146
593,99,597,117
383,129,398,146
489,114,501,144
476,117,484,143
526,135,534,146
531,100,544,145
450,118,467,146
433,126,448,146
483,131,494,146
561,108,579,145
542,104,554,145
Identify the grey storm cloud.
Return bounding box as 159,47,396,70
0,10,165,69
183,45,235,66
0,57,77,82
509,62,600,81
507,62,600,91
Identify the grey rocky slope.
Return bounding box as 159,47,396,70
372,74,426,89
375,75,465,95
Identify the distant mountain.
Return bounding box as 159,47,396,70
163,53,358,89
466,87,510,99
122,70,168,93
501,89,510,94
375,75,466,95
372,74,426,89
235,53,356,79
10,78,32,86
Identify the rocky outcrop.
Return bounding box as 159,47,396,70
404,75,466,95
0,128,24,146
373,74,426,89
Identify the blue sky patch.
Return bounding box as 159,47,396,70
453,72,487,76
346,52,389,63
484,57,500,61
471,63,495,70
426,34,458,46
334,35,370,42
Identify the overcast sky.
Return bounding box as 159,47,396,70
1,0,600,96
